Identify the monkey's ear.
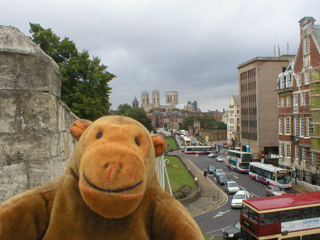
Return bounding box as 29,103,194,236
70,119,92,141
151,134,166,157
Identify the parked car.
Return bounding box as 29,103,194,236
216,155,224,162
231,190,251,208
214,168,225,178
225,181,240,194
207,165,216,174
217,174,229,185
208,152,218,158
222,221,241,239
265,185,286,196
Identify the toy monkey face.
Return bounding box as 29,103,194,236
71,116,165,219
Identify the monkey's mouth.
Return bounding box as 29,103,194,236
83,171,143,193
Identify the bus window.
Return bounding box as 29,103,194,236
260,212,280,225
303,233,320,239
277,171,292,184
248,209,259,223
241,228,259,240
281,209,300,222
241,204,249,217
302,206,320,219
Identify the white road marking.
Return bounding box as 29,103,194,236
212,210,231,219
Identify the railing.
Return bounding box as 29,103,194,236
156,155,173,195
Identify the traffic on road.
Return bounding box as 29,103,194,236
179,149,297,239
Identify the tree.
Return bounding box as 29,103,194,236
182,115,226,130
29,23,116,121
115,105,153,132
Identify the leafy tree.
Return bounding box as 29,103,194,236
115,105,153,132
29,23,115,121
182,115,226,130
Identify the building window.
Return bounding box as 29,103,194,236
293,94,298,106
286,75,291,87
295,145,299,160
307,118,314,137
304,71,310,85
279,76,285,89
300,118,304,137
297,73,302,86
305,36,310,54
302,148,306,162
279,144,283,157
281,97,285,108
279,118,283,135
285,117,291,135
301,92,306,106
285,144,291,158
286,96,291,107
294,117,299,137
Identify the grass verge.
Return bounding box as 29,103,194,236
164,155,195,194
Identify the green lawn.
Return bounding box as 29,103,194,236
164,137,178,151
164,155,195,193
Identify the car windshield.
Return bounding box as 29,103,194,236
216,169,224,173
228,182,238,187
234,222,240,230
220,175,228,180
271,185,282,191
234,194,245,199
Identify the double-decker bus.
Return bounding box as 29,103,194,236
240,191,320,240
249,162,292,189
183,137,191,146
184,146,214,155
226,150,253,173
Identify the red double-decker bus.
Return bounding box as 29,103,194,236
240,191,320,240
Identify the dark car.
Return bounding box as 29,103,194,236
217,174,229,185
207,165,216,174
222,221,240,239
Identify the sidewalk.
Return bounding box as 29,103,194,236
177,154,227,217
292,183,312,192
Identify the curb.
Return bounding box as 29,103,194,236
190,177,228,217
178,155,228,217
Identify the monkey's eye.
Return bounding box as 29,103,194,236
135,137,140,146
96,131,103,139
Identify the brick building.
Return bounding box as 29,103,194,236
276,17,320,184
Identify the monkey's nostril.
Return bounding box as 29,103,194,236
104,163,109,169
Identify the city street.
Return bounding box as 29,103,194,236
179,152,297,239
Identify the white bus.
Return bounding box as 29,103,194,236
249,162,292,189
184,146,214,155
226,150,253,173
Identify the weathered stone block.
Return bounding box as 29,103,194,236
0,90,17,133
0,162,28,203
19,92,58,132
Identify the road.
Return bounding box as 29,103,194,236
180,152,297,239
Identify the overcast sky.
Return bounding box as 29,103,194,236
2,0,319,112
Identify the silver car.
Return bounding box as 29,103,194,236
225,181,240,194
265,185,286,196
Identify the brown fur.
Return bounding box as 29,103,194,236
0,116,204,239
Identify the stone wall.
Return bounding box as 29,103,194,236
0,26,78,203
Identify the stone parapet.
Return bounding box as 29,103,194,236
0,26,78,203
